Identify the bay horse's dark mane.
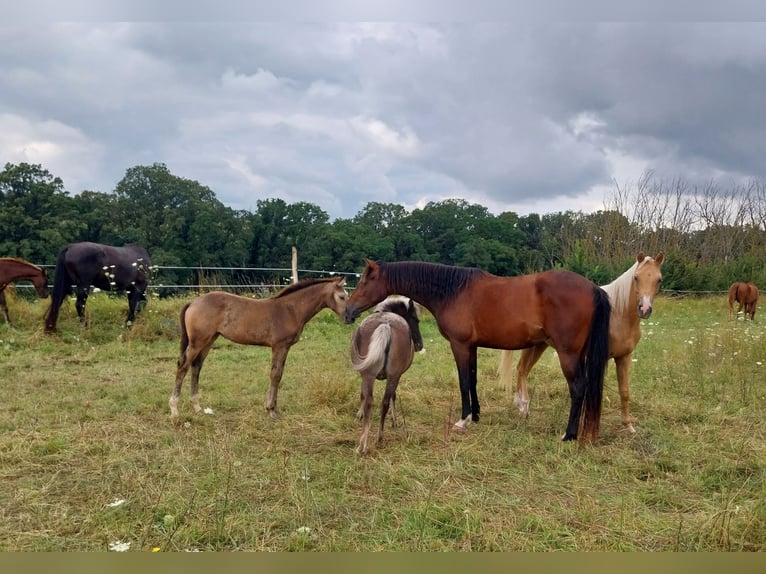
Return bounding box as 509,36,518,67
378,261,486,305
274,277,341,299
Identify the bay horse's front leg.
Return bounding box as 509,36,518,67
265,345,290,419
451,343,478,429
614,354,636,433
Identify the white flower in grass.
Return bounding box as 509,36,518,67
757,362,763,366
106,498,126,508
203,407,214,415
296,526,312,534
109,540,131,552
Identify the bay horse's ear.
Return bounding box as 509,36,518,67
636,252,646,263
654,252,665,265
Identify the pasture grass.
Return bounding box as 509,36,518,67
0,290,764,551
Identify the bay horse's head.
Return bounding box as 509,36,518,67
635,251,664,319
345,259,390,324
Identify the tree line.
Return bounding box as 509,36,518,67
2,161,764,293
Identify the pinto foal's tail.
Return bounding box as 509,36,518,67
351,323,392,375
578,286,611,442
44,246,71,333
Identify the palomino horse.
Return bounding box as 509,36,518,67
499,252,664,434
728,281,758,320
45,242,152,333
351,296,424,455
345,260,611,442
0,257,49,325
170,276,348,418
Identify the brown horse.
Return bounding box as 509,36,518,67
728,281,758,320
351,296,424,455
344,260,611,442
170,276,348,418
0,258,49,325
499,252,664,434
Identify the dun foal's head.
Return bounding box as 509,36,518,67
325,275,349,318
634,252,664,319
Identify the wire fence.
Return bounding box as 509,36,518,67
10,264,731,297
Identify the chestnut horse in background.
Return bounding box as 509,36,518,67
345,260,611,443
170,276,347,418
351,296,424,455
728,281,758,320
499,252,664,434
0,257,49,325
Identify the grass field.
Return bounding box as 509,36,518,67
0,289,764,551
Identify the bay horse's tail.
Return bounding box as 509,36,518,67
579,286,611,442
351,323,391,375
44,246,71,333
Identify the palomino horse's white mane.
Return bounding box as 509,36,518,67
601,257,654,316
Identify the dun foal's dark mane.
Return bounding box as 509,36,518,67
274,277,340,298
379,261,486,305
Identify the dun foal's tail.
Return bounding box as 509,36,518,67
178,302,192,360
351,323,392,375
44,246,71,333
578,286,611,442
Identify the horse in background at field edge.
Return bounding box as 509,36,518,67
351,296,424,455
728,281,758,320
44,242,152,333
345,259,611,443
0,257,49,325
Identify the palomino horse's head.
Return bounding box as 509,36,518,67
345,259,390,324
634,252,664,319
324,275,349,319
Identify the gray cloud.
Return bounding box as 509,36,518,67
2,22,765,219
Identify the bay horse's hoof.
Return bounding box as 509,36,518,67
453,415,472,430
561,433,577,441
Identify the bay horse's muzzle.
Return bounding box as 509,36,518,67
344,306,361,324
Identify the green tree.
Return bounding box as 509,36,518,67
0,162,82,262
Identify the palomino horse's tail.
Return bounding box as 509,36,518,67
497,349,515,391
351,323,392,375
44,246,71,333
578,286,611,442
178,302,192,359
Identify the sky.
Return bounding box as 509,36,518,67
2,18,766,221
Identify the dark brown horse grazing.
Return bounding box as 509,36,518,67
728,281,758,320
170,276,348,418
351,296,424,455
0,258,49,325
44,242,152,333
499,252,664,434
345,260,611,442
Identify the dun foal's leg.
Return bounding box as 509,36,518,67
614,354,636,433
265,345,290,418
170,347,195,416
189,346,213,413
357,375,375,455
514,344,547,416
